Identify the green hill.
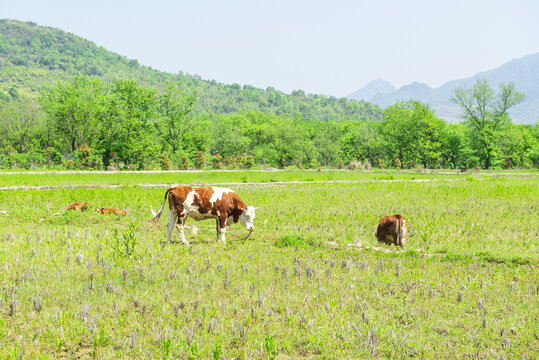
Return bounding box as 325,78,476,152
0,19,382,121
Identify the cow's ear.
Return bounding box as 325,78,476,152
254,207,260,210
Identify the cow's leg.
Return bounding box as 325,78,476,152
176,217,190,247
218,214,227,244
167,210,177,242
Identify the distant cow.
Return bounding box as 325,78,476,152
151,186,257,246
375,214,407,247
66,202,89,211
97,208,127,216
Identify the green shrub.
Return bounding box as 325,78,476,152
159,152,172,170
194,151,205,169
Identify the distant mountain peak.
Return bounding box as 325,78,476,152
347,53,539,124
347,79,396,102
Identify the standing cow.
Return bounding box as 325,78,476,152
151,186,256,246
375,214,407,247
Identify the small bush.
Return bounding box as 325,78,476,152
159,152,172,170
242,154,254,169
224,155,238,169
392,156,401,169
212,154,222,169
274,234,317,248
194,151,206,169
77,143,92,168
177,153,190,170
64,159,75,170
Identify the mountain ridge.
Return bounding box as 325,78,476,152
348,53,539,124
0,19,383,122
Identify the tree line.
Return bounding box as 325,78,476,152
0,76,538,170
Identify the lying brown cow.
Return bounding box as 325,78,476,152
97,208,127,216
66,202,89,211
375,214,407,247
151,186,257,246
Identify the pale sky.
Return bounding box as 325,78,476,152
1,0,538,97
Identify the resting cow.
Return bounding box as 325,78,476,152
375,214,407,247
97,208,127,216
151,186,256,246
66,202,89,211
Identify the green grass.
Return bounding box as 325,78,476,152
0,169,483,187
0,171,537,358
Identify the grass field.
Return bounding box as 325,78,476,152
0,170,537,359
0,168,494,188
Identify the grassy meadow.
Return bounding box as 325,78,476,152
0,170,537,359
4,168,529,188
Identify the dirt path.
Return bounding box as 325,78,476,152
0,178,471,191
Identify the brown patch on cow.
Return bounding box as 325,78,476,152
192,187,215,214
375,214,407,247
215,192,246,227
97,208,127,216
66,202,89,211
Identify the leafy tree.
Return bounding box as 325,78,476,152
98,79,157,168
0,98,43,153
154,86,198,154
452,79,525,169
341,121,384,165
40,76,105,152
382,101,445,168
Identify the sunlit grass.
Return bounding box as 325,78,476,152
0,172,537,358
0,168,487,187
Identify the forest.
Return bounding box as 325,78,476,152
0,19,538,170
1,75,537,170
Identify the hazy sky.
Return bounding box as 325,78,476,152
2,0,538,97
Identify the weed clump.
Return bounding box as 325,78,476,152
274,234,317,248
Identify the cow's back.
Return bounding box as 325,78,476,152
376,214,406,246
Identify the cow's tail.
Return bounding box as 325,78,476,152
398,216,406,247
151,187,173,223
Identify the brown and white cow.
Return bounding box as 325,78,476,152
151,186,256,246
375,214,407,247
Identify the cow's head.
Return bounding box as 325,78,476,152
239,206,257,231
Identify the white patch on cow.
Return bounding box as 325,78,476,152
180,189,219,221
218,227,226,244
175,223,189,246
209,187,234,205
400,219,407,246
